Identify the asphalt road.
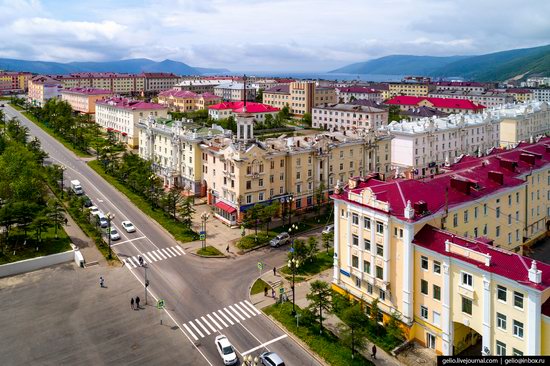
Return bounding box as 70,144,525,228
3,105,322,366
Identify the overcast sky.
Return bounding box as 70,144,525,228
1,0,549,72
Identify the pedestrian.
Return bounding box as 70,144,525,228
226,244,230,253
138,256,144,266
371,344,377,359
130,297,134,310
264,287,268,297
271,288,275,298
99,276,104,288
135,296,140,309
64,217,68,225
273,267,276,276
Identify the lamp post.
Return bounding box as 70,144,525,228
286,196,294,228
242,355,259,366
289,243,300,316
200,212,210,249
60,165,66,198
106,212,115,259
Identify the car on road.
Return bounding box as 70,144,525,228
83,196,93,208
214,335,238,365
97,212,109,228
269,232,290,247
121,221,136,233
109,228,120,241
89,206,100,216
259,352,285,366
322,224,334,234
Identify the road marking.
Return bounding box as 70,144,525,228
131,256,141,266
223,307,241,323
201,316,217,333
244,300,262,315
110,236,146,247
149,251,162,261
229,304,246,320
194,318,211,335
188,321,205,338
141,252,155,263
156,249,167,259
206,314,222,330
233,303,251,319
174,245,186,255
239,301,258,317
161,248,173,258
213,311,228,328
125,258,137,268
167,247,180,256
241,335,288,356
218,310,234,325
183,323,198,341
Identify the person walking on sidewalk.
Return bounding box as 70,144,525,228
99,276,105,288
135,296,140,309
271,288,275,298
130,298,134,310
264,287,268,297
226,244,230,253
371,344,377,359
273,267,276,276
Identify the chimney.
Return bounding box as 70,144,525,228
528,260,542,284
488,171,504,185
519,153,536,165
348,177,358,189
499,159,517,171
404,200,414,219
450,177,473,195
413,200,428,215
545,145,550,153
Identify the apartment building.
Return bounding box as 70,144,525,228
491,101,550,147
208,101,279,122
532,88,550,103
383,112,500,177
0,71,32,93
428,90,514,108
200,114,391,225
505,89,534,103
95,97,168,148
388,82,431,97
336,87,383,103
331,138,550,356
157,90,221,111
312,103,388,131
141,72,180,93
213,82,256,102
174,79,230,93
263,81,337,116
27,75,62,107
385,96,486,114
60,87,113,114
433,81,488,94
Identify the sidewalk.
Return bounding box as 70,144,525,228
251,267,403,366
63,211,107,266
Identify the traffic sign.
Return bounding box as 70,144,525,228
289,247,294,253
157,299,165,309
199,234,206,241
257,262,264,270
279,287,284,294
199,230,206,235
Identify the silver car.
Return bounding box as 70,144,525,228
259,352,285,366
269,232,290,247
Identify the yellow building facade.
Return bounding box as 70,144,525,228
494,101,550,147
389,83,431,97
263,81,337,116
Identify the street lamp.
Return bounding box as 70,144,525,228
289,244,300,316
106,212,115,259
200,212,210,249
286,196,294,228
59,165,66,198
242,355,258,366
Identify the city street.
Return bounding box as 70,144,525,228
3,104,322,366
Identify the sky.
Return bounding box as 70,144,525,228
0,0,549,72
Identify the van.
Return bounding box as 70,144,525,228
97,212,108,228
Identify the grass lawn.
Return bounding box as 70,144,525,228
250,278,270,295
10,103,25,111
280,249,334,278
0,226,73,265
237,231,277,250
88,160,197,243
197,245,223,256
264,302,373,366
21,111,91,157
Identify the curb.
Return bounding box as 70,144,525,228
188,251,227,259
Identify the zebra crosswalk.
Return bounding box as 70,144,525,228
181,300,261,341
124,245,186,267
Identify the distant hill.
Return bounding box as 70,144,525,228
331,44,550,81
0,57,228,75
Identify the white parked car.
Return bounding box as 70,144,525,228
121,221,136,233
322,224,334,235
109,228,120,241
89,206,100,216
214,335,238,365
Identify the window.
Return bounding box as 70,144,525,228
364,239,371,251
341,209,345,218
258,192,264,201
246,181,252,190
497,285,507,302
376,221,384,234
420,306,428,319
496,226,500,237
433,311,441,327
497,313,507,330
421,280,428,295
453,213,458,227
433,261,441,274
462,297,472,315
483,203,488,216
352,234,359,246
364,217,371,229
352,213,359,225
421,256,429,270
513,349,523,356
513,320,524,338
433,285,441,300
376,266,383,279
364,260,371,274
474,206,478,218
258,179,264,187
376,244,384,256
246,194,252,204
379,289,386,301
514,291,524,309
496,341,506,356
367,283,373,294
463,210,468,223
355,276,361,288
462,272,473,287
352,255,359,268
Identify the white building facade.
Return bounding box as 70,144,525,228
312,103,388,131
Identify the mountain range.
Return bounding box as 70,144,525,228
331,44,550,81
0,58,229,75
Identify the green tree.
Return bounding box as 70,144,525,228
301,112,312,127
388,105,402,122
260,202,279,234
307,236,319,261
321,232,333,253
47,200,65,239
178,197,195,228
339,303,369,359
279,105,291,119
314,181,326,215
31,213,52,243
244,204,262,235
255,88,264,103
369,298,381,329
386,310,405,343
306,280,332,333
287,238,309,264
161,186,185,221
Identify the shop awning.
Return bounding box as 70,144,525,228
215,201,236,214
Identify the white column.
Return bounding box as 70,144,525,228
370,216,376,270
441,259,452,356
481,275,492,356
383,222,390,282
401,222,414,323
333,201,341,284
346,208,352,268
527,290,542,355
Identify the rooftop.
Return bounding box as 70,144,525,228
402,106,449,119
488,100,548,119
382,111,497,135
208,101,279,113
413,225,550,291
96,97,167,111
313,103,386,113
61,87,112,96
434,81,487,88
338,87,382,94
430,90,511,98
385,96,486,110
264,85,290,94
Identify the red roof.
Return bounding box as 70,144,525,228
413,225,550,291
331,137,550,222
339,87,381,94
385,96,485,110
434,81,486,87
61,87,112,95
96,97,167,111
159,90,199,98
208,101,279,114
215,201,236,213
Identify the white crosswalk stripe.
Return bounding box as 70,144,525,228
155,249,167,259
167,247,180,256
181,300,261,340
174,246,186,255
149,251,162,261
125,258,137,268
123,247,185,268
161,248,173,258
141,252,155,262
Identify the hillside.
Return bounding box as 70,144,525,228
0,57,227,75
331,44,550,81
